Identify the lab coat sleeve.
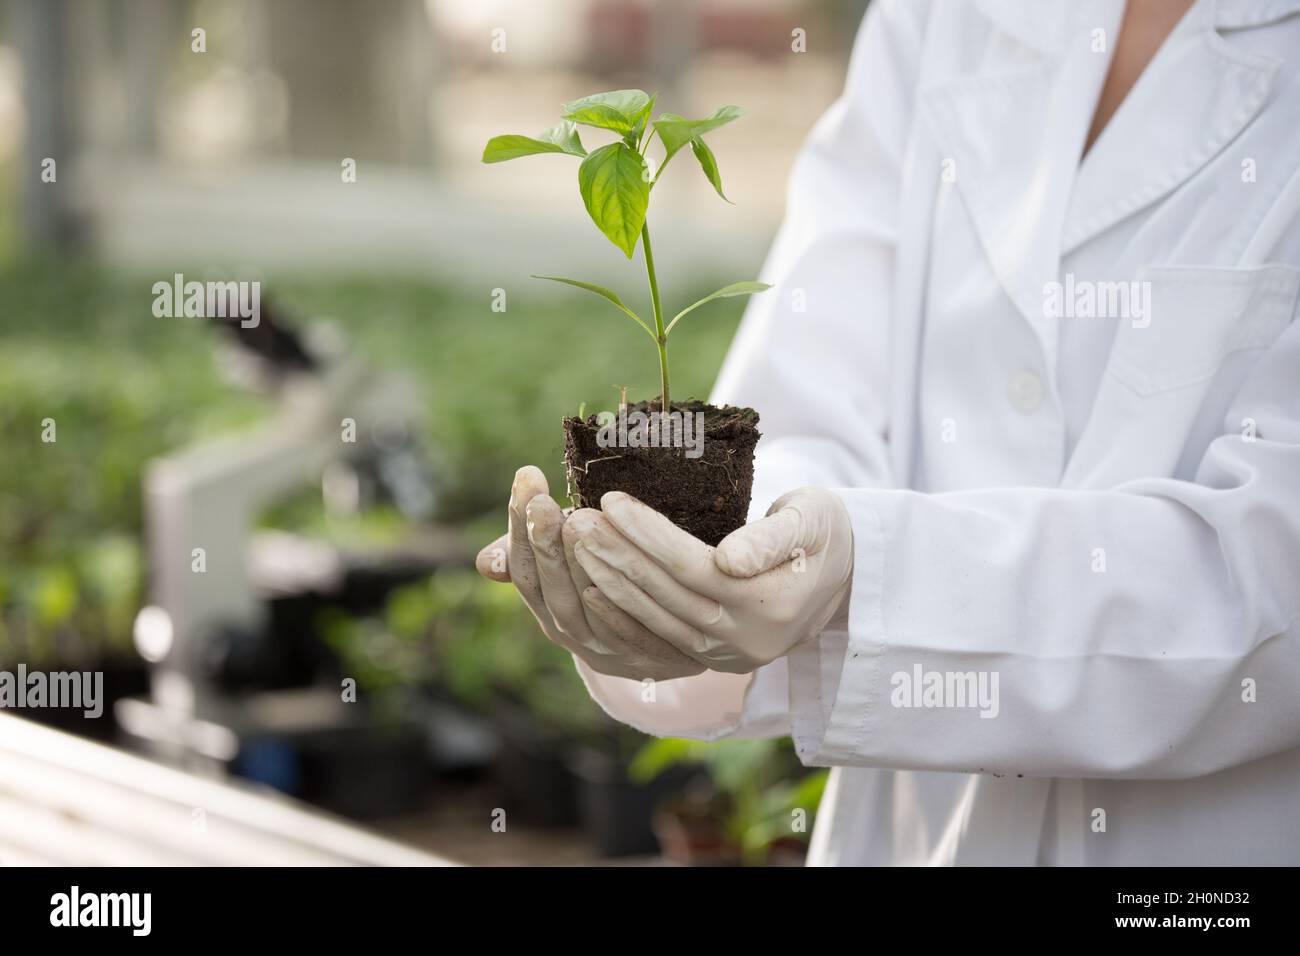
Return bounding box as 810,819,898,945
797,314,1300,779
577,0,930,739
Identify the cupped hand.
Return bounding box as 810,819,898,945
474,466,704,681
567,487,854,674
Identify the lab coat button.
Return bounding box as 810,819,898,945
1008,371,1043,413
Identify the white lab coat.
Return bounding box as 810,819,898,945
579,0,1300,865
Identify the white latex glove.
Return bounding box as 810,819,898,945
474,466,704,681
569,487,854,674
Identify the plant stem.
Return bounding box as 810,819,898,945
641,221,670,414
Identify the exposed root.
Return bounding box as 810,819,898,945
564,452,625,509
569,454,625,474
701,448,740,493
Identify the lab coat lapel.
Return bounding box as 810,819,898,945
1060,0,1283,256
1215,0,1300,29
920,1,1121,374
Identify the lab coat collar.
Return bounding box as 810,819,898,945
923,0,1284,352
972,0,1073,55
975,0,1300,46
1060,0,1284,256
1214,0,1300,29
920,1,1122,363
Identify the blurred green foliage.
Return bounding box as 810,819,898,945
0,260,265,665
325,570,607,739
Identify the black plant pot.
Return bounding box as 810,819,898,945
289,723,434,819
491,703,580,828
569,746,695,858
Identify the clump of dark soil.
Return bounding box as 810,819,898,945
563,399,759,546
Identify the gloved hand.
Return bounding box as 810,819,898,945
474,466,705,681
569,487,854,674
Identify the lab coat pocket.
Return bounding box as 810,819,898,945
1108,265,1300,397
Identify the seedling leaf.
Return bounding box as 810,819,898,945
562,89,652,135
652,105,744,166
482,121,586,162
531,275,657,341
484,91,758,412
690,137,730,202
578,143,651,258
630,91,659,145
664,280,772,336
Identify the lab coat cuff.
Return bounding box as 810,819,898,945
786,488,887,766
574,657,792,742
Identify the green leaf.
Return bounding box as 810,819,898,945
562,89,651,134
577,143,650,258
652,105,744,165
787,770,829,812
531,275,656,341
664,280,771,336
629,91,659,144
482,121,586,163
691,137,730,202
628,738,700,783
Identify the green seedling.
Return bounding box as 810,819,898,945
483,89,771,415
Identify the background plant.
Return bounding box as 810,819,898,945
483,89,770,413
324,569,610,741
631,736,828,864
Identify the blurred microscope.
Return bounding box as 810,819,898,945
117,302,478,817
